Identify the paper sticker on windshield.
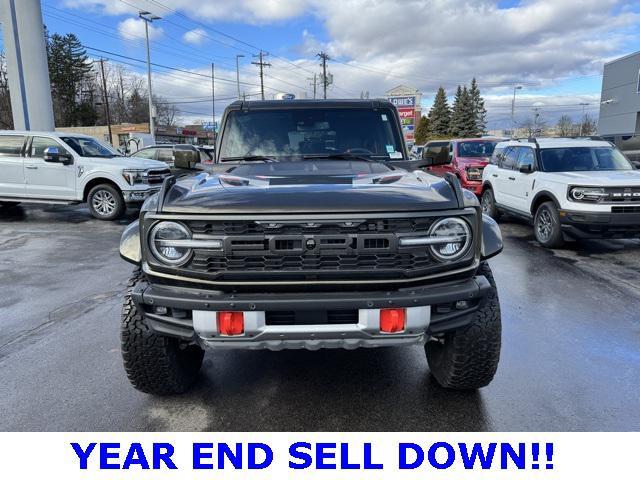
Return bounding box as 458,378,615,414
386,145,395,153
381,114,388,121
389,151,403,158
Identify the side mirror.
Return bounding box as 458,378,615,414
519,163,533,173
43,147,59,163
173,148,200,169
44,147,72,165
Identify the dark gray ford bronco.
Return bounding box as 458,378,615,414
119,99,503,395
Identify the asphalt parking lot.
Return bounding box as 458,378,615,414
1,203,639,431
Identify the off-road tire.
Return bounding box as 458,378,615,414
0,201,21,208
88,183,125,220
533,201,564,248
121,268,204,395
480,188,500,220
425,262,501,390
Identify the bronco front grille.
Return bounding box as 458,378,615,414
145,213,478,283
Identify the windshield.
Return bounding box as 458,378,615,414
457,141,497,157
60,136,121,158
219,107,405,161
539,147,633,172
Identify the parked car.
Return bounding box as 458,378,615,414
119,99,504,395
481,137,640,248
425,138,503,195
0,131,170,220
602,134,640,164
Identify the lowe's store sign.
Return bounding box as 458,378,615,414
389,96,416,107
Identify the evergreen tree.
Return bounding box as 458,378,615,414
128,87,149,124
457,86,477,137
414,115,430,144
449,85,464,137
469,78,487,135
427,86,451,137
47,33,97,126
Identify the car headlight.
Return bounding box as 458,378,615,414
149,221,192,265
122,169,148,186
569,186,607,202
427,217,472,261
466,167,483,181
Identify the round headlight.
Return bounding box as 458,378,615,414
428,217,472,261
149,221,192,265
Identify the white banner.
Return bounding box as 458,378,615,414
0,432,636,479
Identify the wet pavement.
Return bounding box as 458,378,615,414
1,203,639,431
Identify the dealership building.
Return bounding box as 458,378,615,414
384,85,423,145
599,51,640,160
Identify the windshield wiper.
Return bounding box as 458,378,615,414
220,155,277,162
302,153,383,163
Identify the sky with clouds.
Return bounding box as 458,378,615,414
3,0,640,129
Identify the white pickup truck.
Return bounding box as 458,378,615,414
0,131,170,220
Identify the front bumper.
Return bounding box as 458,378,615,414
123,187,160,205
559,209,640,239
131,274,492,350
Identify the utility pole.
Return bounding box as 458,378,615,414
211,62,215,131
307,74,317,99
251,51,271,100
579,102,590,136
317,52,330,99
139,11,161,142
235,54,244,100
98,59,113,145
511,85,522,136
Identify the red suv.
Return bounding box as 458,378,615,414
425,138,503,195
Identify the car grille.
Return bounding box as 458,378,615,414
146,169,172,185
604,187,640,202
146,215,476,283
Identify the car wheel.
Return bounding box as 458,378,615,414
121,268,204,395
534,201,564,248
425,262,501,390
480,189,500,220
87,184,125,220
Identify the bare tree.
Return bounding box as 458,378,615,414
579,113,598,136
556,114,576,137
154,97,180,126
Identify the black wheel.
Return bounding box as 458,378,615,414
88,184,125,220
0,201,21,208
425,262,501,390
121,268,204,395
534,201,564,248
480,188,500,220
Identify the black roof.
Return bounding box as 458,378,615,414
227,98,395,110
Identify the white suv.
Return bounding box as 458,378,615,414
0,131,171,220
481,137,640,247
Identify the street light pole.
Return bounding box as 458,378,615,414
511,85,522,136
235,54,244,100
579,102,589,136
139,11,161,142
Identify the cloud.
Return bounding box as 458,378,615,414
182,28,207,45
117,18,163,41
63,0,640,124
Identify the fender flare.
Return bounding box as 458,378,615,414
530,190,562,215
120,220,141,265
480,214,503,260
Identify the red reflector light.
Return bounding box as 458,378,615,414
217,311,244,336
380,308,406,333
